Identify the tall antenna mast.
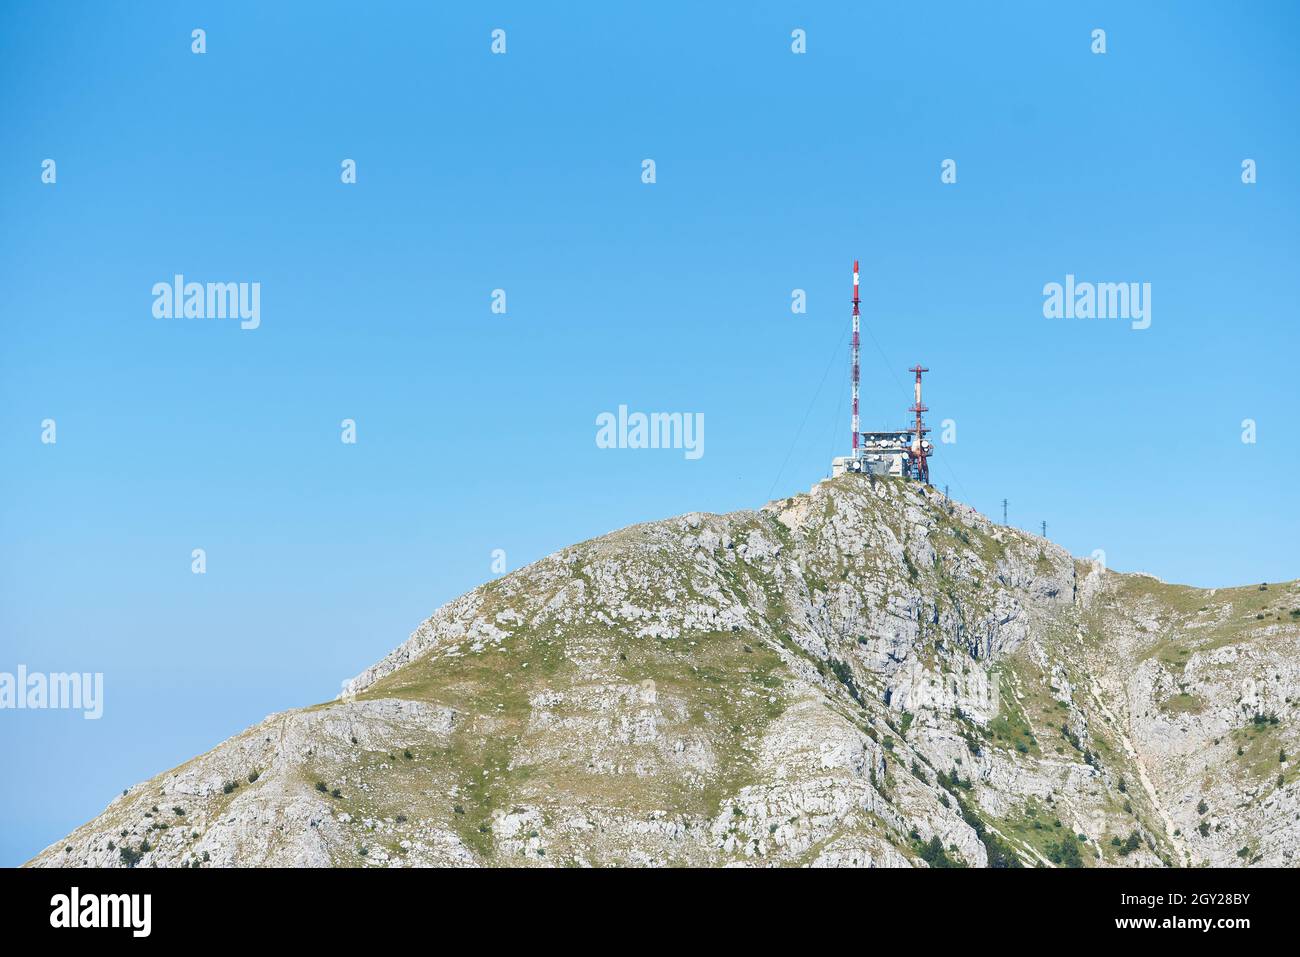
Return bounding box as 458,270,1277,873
908,364,930,484
851,260,861,461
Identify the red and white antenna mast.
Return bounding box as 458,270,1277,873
909,364,930,484
851,260,861,461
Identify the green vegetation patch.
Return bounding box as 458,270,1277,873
987,800,1076,866
986,672,1040,757
1160,691,1206,715
1230,715,1291,782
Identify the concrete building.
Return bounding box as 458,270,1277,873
831,430,926,478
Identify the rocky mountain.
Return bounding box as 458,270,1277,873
28,475,1300,867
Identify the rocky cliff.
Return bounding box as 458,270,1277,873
28,476,1300,867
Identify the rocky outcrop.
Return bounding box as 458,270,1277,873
28,476,1299,868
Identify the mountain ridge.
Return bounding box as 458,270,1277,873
28,476,1300,867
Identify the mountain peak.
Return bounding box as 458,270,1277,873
29,476,1300,868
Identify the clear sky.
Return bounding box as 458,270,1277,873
1,2,1296,865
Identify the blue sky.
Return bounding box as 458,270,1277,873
1,2,1296,865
